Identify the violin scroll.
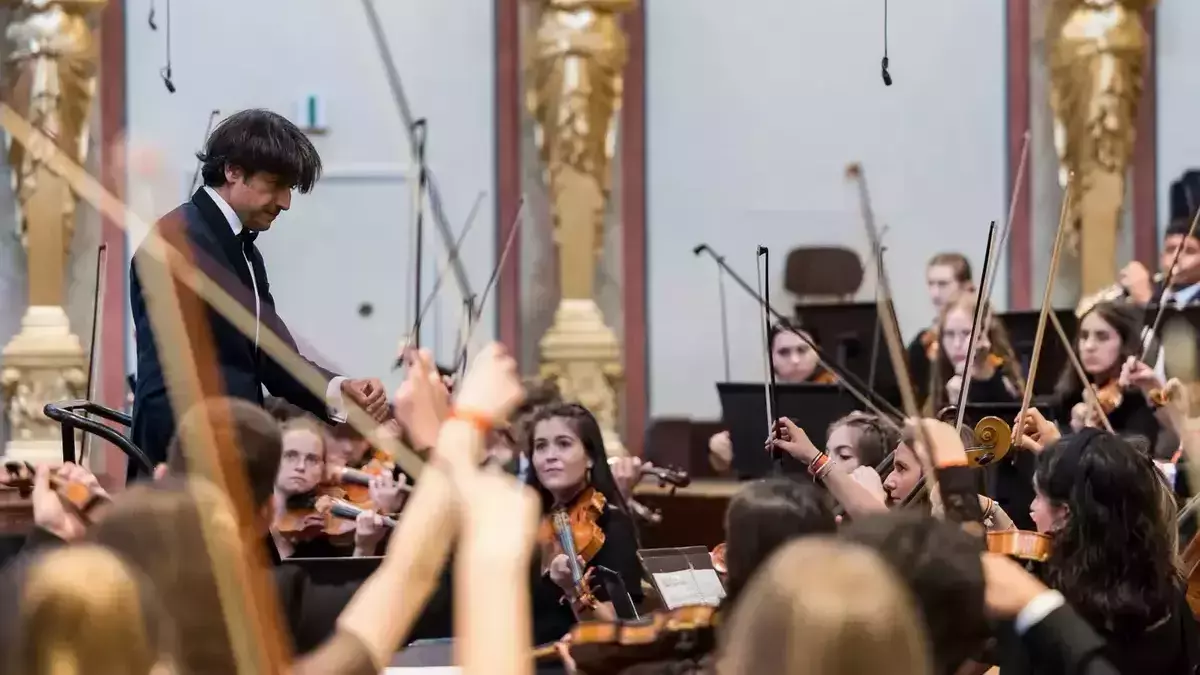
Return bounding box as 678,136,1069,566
966,416,1012,467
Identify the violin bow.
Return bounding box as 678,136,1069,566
394,190,487,369
1139,201,1200,364
692,245,906,430
845,164,939,493
1047,310,1114,433
1013,173,1074,447
187,109,220,195
453,197,528,378
951,222,997,433
756,246,781,468
360,0,475,311
81,243,108,465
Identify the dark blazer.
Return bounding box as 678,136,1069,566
130,188,338,471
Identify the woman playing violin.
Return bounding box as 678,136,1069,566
526,403,644,645
270,417,390,559
925,292,1024,414
1057,302,1161,451
1011,429,1196,674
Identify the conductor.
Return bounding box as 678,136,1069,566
129,109,389,476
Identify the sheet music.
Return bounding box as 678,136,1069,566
652,568,726,609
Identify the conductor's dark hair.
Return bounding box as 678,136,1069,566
197,109,322,193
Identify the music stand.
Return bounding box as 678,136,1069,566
717,382,860,479
999,309,1076,395
638,546,725,609
792,302,898,397
961,400,1058,429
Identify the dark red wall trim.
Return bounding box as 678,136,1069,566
495,0,521,353
99,0,127,486
1133,9,1158,266
621,3,647,457
1006,0,1032,310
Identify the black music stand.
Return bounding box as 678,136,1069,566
999,309,1076,395
793,302,899,397
638,546,725,609
717,382,860,479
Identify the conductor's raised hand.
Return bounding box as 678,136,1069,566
770,417,819,463
342,377,390,422
455,343,525,425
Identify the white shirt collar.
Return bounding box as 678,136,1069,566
203,186,245,237
1167,282,1200,307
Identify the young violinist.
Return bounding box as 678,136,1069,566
1016,429,1197,673
907,252,975,401
709,318,833,472
924,292,1024,414
526,402,644,644
824,411,897,472
1056,302,1162,451
270,417,389,559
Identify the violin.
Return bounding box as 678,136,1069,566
1093,378,1124,415
0,461,108,519
613,459,690,525
986,530,1051,563
532,605,719,673
326,463,410,509
538,487,607,607
274,489,395,546
965,416,1013,467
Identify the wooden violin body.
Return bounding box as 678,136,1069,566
533,605,719,673
987,530,1051,563
275,489,359,545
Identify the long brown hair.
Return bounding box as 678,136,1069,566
18,545,176,675
1054,301,1142,396
925,292,1024,413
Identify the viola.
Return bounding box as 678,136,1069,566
987,530,1051,563
1,461,108,518
538,487,607,606
532,605,719,673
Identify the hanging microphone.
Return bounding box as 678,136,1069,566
881,0,893,86
158,0,175,93
148,0,157,29
692,244,709,256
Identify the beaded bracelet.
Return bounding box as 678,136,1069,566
808,453,830,478
814,457,837,482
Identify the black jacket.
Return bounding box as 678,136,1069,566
129,188,337,471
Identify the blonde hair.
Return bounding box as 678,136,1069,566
719,538,929,675
19,545,174,675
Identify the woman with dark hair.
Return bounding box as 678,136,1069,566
1023,429,1196,673
526,403,644,644
1055,302,1161,451
721,479,836,609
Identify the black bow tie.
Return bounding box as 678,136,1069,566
237,229,257,254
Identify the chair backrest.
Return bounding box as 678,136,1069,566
784,246,864,302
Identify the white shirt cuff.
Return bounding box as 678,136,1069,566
1014,589,1066,635
326,376,348,423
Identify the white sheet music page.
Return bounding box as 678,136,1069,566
652,569,726,609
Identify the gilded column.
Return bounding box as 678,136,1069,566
1,0,106,462
1047,0,1155,296
525,0,633,455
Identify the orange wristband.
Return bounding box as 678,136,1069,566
451,407,494,433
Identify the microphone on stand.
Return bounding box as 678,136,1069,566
694,244,731,381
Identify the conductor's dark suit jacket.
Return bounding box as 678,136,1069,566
130,188,338,471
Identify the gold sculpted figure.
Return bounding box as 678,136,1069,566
1048,0,1155,296
5,0,103,253
527,0,634,453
